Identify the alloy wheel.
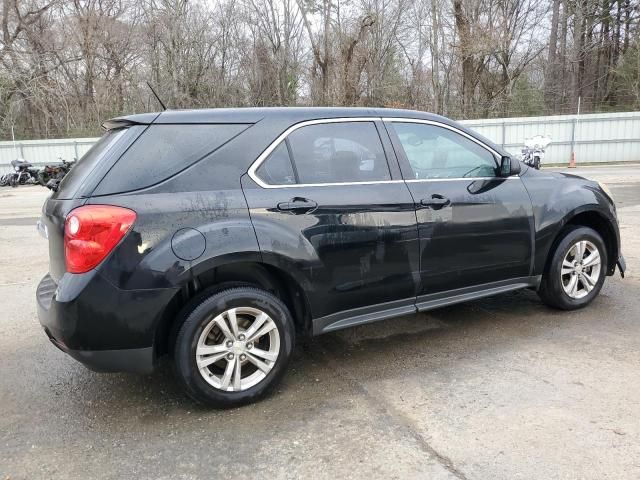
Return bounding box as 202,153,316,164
561,240,602,299
195,307,280,392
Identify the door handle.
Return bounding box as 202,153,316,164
277,197,318,214
420,194,451,209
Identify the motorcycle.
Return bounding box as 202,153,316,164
45,178,62,192
520,135,551,170
38,156,76,186
5,159,40,187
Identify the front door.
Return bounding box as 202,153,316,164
384,119,533,296
242,119,420,331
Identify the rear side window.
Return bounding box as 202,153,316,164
287,122,390,184
94,124,248,194
256,143,296,185
255,121,391,186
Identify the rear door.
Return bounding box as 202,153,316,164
242,118,420,333
384,119,534,296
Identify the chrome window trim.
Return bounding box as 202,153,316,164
404,177,518,182
247,116,515,189
247,117,389,189
252,179,406,188
382,117,503,159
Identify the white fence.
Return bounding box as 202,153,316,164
0,137,99,174
1,111,639,174
460,111,640,165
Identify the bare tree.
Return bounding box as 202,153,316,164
1,0,639,139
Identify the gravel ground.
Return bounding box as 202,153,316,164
1,164,639,480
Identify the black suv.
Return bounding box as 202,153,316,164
37,108,625,407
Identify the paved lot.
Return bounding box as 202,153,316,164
1,165,639,479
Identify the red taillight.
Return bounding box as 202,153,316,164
64,205,136,274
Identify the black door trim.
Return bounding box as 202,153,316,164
313,276,541,335
415,276,541,312
313,297,417,335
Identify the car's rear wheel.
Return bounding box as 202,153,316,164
173,287,295,407
539,226,607,310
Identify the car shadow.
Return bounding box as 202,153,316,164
51,287,589,419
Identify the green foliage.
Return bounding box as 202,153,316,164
508,77,546,117
617,41,640,109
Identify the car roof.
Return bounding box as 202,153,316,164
106,107,452,126
103,107,507,157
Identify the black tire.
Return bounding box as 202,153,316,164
173,287,295,407
533,157,541,169
538,226,607,310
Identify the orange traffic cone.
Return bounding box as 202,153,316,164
569,152,577,168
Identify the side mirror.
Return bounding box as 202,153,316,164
500,156,521,177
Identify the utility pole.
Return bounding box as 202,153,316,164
569,96,580,168
11,125,17,159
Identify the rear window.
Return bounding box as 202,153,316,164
93,124,248,195
53,127,133,199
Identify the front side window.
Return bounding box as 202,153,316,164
285,122,391,184
391,122,497,180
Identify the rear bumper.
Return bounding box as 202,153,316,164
36,271,178,374
46,331,154,374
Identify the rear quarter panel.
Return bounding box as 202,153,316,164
91,190,261,290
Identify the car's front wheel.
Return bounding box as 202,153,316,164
539,226,607,310
173,287,295,407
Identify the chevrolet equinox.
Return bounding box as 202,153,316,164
36,108,625,407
